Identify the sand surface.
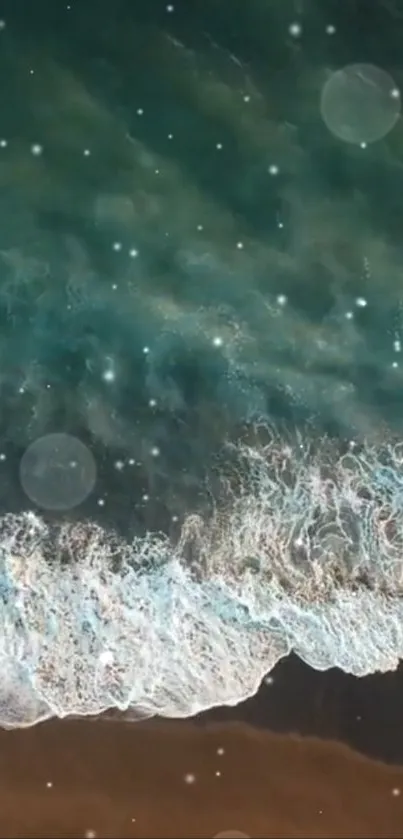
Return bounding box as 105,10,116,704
0,719,403,838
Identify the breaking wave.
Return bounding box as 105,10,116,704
1,425,403,728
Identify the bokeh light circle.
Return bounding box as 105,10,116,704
320,63,400,144
19,433,96,511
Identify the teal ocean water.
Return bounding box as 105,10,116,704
0,0,403,727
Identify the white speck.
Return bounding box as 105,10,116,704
345,311,354,320
289,22,302,37
168,133,174,139
172,515,178,522
114,460,124,471
0,139,7,148
46,781,53,788
129,248,139,258
143,346,150,354
166,4,175,11
0,20,6,30
99,650,113,666
391,87,401,100
128,458,136,466
0,453,6,462
392,361,399,369
268,164,279,175
149,398,157,407
31,144,43,156
277,221,284,228
155,168,160,174
276,294,287,306
137,108,144,116
394,339,401,352
355,297,367,307
84,831,97,839
19,387,25,394
243,94,251,102
83,148,91,156
142,493,149,502
184,773,196,784
264,675,274,685
97,498,105,507
102,369,115,382
216,142,223,150
150,446,160,457
217,747,225,755
112,283,118,290
236,241,244,250
360,142,367,149
392,787,401,797
325,24,336,34
197,224,204,231
213,336,223,347
112,241,122,252
215,770,221,777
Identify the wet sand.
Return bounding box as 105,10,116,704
1,718,403,839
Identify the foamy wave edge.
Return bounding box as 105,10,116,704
1,429,403,728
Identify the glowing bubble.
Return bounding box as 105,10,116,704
320,63,400,144
19,433,96,511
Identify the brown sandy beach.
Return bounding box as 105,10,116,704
0,719,402,839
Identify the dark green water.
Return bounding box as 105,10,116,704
0,0,402,534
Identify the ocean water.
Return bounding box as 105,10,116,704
0,0,403,727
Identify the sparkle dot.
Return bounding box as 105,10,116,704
0,20,6,30
216,142,223,150
217,747,225,755
355,297,367,307
149,398,157,407
46,781,53,789
150,446,160,457
0,453,6,462
166,4,175,11
215,770,221,777
236,241,244,250
97,498,105,507
0,139,7,148
213,336,223,347
268,164,279,175
197,224,204,231
394,340,401,352
168,133,174,139
31,144,43,156
112,241,122,251
114,460,124,471
137,108,144,116
345,311,354,320
83,148,91,156
143,346,150,354
326,24,336,34
391,87,401,100
276,294,287,306
142,493,149,502
392,787,401,797
129,248,139,258
289,22,302,37
184,773,196,784
243,94,251,102
103,369,115,382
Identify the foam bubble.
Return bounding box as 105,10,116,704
19,433,97,511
